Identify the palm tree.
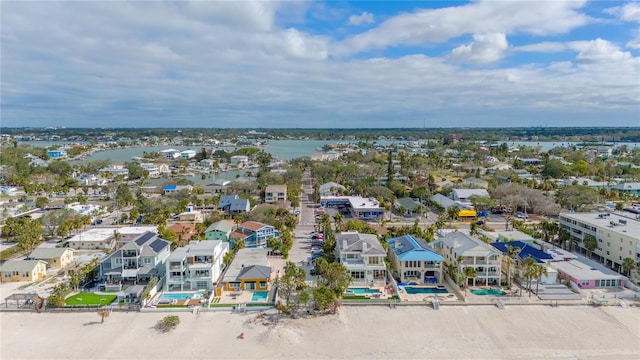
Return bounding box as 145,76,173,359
621,258,636,277
333,213,344,232
463,266,478,295
533,263,548,296
97,308,110,323
446,206,459,226
522,257,537,296
582,234,598,258
504,245,519,289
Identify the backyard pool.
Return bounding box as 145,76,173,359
403,286,449,294
160,293,192,301
251,291,269,302
470,288,506,296
346,287,381,294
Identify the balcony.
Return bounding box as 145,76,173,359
169,263,185,270
168,276,184,282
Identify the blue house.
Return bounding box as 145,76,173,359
47,150,67,159
386,235,445,285
230,221,278,248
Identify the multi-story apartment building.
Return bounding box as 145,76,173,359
335,231,387,286
559,212,640,273
433,232,502,286
165,240,229,292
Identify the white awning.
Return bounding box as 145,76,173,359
122,269,138,278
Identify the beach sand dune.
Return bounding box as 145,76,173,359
1,306,638,360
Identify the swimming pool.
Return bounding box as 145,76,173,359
160,293,192,301
346,287,381,294
251,291,269,302
470,288,506,296
403,286,448,294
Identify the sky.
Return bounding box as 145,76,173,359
1,0,639,129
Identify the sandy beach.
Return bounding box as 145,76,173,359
1,305,639,360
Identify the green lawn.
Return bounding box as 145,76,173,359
65,293,117,306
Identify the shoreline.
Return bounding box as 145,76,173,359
2,305,638,360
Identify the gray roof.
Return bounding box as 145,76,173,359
29,247,71,259
205,220,234,234
430,193,458,209
0,260,45,272
434,232,501,257
452,188,490,199
168,240,223,261
218,195,239,209
320,182,346,194
222,248,270,283
395,197,421,211
237,265,272,280
335,232,385,255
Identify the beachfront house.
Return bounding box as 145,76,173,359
230,221,278,248
550,260,625,290
433,232,502,286
204,220,234,241
28,248,74,269
335,231,387,287
99,232,171,284
386,235,444,285
219,248,272,294
0,260,47,283
265,184,287,204
165,240,229,292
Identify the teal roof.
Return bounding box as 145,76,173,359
387,235,444,261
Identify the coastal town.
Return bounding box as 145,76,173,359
1,128,639,359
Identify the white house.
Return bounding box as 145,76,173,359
99,231,171,282
230,155,249,168
451,188,490,204
181,150,197,159
140,163,160,178
265,184,287,204
433,232,502,286
335,231,387,286
160,149,181,159
165,240,229,292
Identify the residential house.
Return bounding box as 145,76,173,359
219,248,272,293
28,248,74,268
204,220,235,241
462,177,489,189
433,232,502,286
166,240,229,292
166,223,197,242
99,232,171,283
386,235,444,285
0,260,47,283
160,149,181,159
230,155,249,168
394,197,422,216
99,163,129,178
265,184,287,204
319,182,346,197
612,182,640,195
163,184,193,195
491,241,555,284
208,179,231,194
218,194,250,214
177,205,204,223
140,163,160,178
47,150,67,159
67,228,117,250
230,221,278,248
335,231,386,286
451,189,490,204
180,150,196,159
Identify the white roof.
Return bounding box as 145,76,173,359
452,188,490,199
550,260,623,281
560,212,640,240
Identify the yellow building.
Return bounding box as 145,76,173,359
0,260,47,283
458,209,478,220
29,248,74,268
219,248,272,294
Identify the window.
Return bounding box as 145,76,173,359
582,280,589,286
229,282,241,289
23,272,29,277
259,281,267,288
4,273,10,278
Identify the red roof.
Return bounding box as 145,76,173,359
240,221,269,231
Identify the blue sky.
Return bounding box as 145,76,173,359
1,0,639,128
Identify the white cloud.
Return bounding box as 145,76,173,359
1,1,638,128
627,36,640,49
450,33,509,64
334,0,589,56
604,2,640,22
349,11,375,26
573,38,632,63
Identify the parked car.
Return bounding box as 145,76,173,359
312,234,324,240
311,253,323,261
310,268,318,276
515,212,528,219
